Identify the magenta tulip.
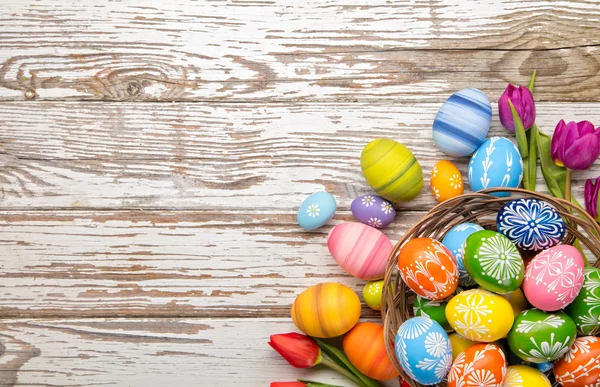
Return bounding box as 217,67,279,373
551,120,600,170
498,84,536,131
585,177,600,221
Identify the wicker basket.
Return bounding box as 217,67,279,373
381,188,600,387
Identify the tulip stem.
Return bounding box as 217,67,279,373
320,357,369,387
565,168,572,203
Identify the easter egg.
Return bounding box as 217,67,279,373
442,222,484,287
413,295,451,331
398,238,458,300
463,230,524,293
534,362,553,373
343,322,400,381
565,267,600,335
554,336,600,387
291,282,360,338
523,245,585,311
468,136,523,197
430,160,464,202
449,333,478,361
297,191,337,230
360,138,423,203
432,88,492,157
363,280,384,311
497,199,565,251
504,365,551,387
507,309,576,363
446,289,514,342
395,317,452,385
351,194,396,228
447,343,507,387
328,222,392,280
501,288,528,317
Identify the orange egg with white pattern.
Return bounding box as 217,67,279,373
430,160,464,202
397,237,458,300
554,336,600,387
447,343,507,387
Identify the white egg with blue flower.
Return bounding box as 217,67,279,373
442,222,484,287
395,316,452,385
297,191,336,230
468,136,523,197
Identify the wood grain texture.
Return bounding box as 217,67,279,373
2,101,600,210
1,0,600,101
0,317,396,387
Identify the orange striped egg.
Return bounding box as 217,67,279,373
291,283,361,338
343,322,400,381
398,238,458,300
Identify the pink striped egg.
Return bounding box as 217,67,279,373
327,222,393,280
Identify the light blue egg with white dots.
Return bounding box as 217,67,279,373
442,223,483,287
432,88,492,157
297,191,336,230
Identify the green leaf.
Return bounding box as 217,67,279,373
537,128,566,198
314,339,381,387
509,100,529,159
298,379,348,387
525,123,538,191
528,69,537,93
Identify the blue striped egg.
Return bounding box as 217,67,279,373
441,222,483,287
395,317,452,385
432,88,492,157
468,136,523,198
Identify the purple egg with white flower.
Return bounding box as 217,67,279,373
351,195,396,229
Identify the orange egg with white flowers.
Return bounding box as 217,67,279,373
430,160,464,202
554,336,600,387
398,238,458,300
343,322,399,381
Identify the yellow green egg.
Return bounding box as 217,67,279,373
360,138,423,203
362,280,384,310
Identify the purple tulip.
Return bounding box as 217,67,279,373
498,84,536,131
551,120,600,170
585,177,600,221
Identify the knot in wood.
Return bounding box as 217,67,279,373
127,81,143,96
23,89,36,100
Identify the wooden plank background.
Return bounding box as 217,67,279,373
0,1,599,386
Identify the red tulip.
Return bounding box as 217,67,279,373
268,333,321,368
551,120,600,170
498,84,536,131
270,383,306,387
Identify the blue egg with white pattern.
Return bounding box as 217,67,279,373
497,198,565,251
297,191,336,230
442,222,483,287
351,194,396,228
468,136,523,198
432,88,492,157
394,317,452,385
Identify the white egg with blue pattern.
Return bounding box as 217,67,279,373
441,222,483,287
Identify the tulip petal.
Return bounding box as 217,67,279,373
498,91,514,131
577,120,596,136
563,133,600,170
269,333,320,368
585,178,599,219
551,120,567,164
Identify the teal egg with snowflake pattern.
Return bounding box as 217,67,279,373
507,309,576,363
565,267,600,335
463,230,524,294
413,295,451,331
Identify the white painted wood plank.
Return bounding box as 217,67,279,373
2,102,600,210
0,317,397,386
0,1,599,101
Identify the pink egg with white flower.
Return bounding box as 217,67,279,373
523,245,585,311
327,222,392,280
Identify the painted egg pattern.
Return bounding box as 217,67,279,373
394,317,452,385
565,267,600,335
507,309,576,363
360,138,424,203
297,191,337,230
291,282,360,338
463,230,524,293
504,365,551,387
343,322,399,381
432,88,492,157
497,199,565,251
554,336,600,387
363,280,384,311
398,238,458,300
468,136,523,198
447,343,507,387
523,245,584,311
328,222,392,280
442,223,483,287
413,295,451,331
430,160,464,202
351,194,396,228
446,289,514,342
